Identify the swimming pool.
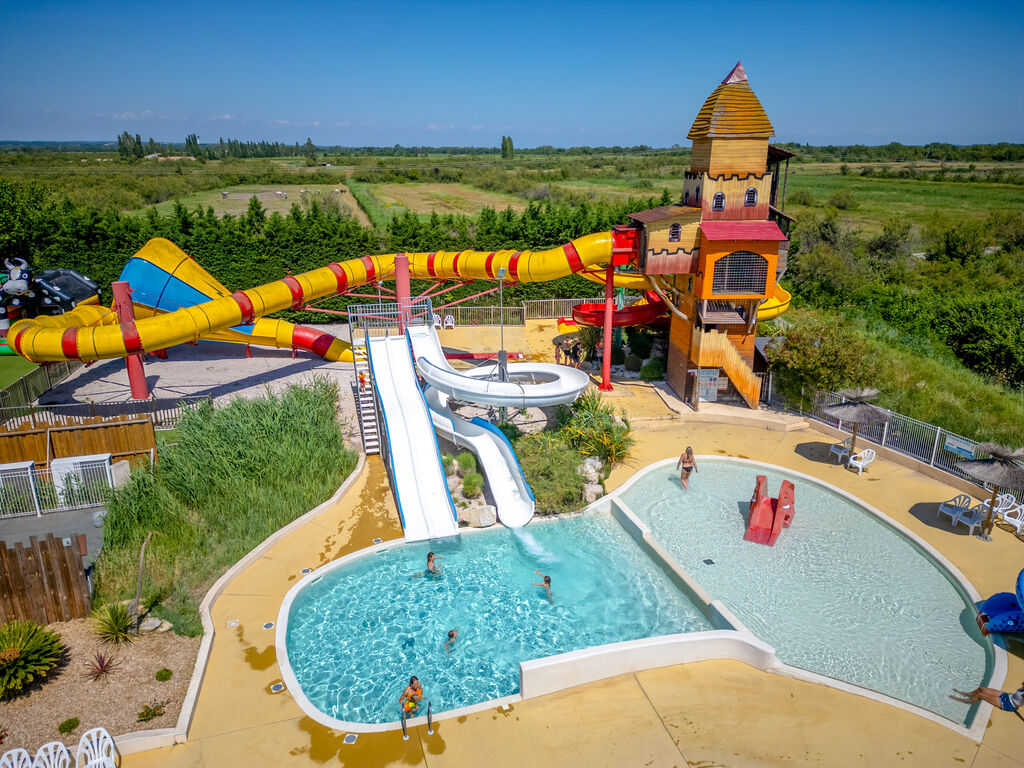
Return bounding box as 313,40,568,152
282,513,711,724
620,458,991,725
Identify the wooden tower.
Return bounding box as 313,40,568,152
625,62,792,408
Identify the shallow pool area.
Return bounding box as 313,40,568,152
620,459,991,725
283,513,711,724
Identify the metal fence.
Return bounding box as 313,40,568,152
451,305,525,327
0,360,83,410
0,395,211,430
522,297,605,320
0,461,112,519
764,378,1023,500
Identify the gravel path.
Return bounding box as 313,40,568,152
1,619,200,754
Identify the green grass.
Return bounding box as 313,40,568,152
0,356,37,390
128,183,362,220
784,173,1024,234
93,378,357,632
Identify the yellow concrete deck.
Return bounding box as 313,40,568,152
123,338,1024,767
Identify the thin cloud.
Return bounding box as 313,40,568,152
426,123,454,131
209,113,235,121
111,109,154,121
470,124,484,130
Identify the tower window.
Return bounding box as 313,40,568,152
695,186,700,201
712,250,768,295
684,190,690,205
712,193,725,211
745,188,757,206
668,223,681,242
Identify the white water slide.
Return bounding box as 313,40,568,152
407,325,589,529
366,335,459,542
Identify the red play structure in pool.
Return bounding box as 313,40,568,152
745,475,795,546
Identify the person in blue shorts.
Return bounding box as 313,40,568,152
951,680,1024,712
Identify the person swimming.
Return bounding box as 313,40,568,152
532,570,554,603
410,551,442,578
399,676,423,714
444,628,458,653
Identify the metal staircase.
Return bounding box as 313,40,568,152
352,342,380,455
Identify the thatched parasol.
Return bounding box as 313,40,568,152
822,388,892,456
956,443,1024,540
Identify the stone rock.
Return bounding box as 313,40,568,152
578,456,603,485
583,483,603,504
447,476,461,493
139,616,162,632
458,505,496,528
156,620,174,633
91,509,107,528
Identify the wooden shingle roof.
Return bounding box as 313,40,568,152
687,62,774,140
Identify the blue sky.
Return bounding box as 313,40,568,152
1,0,1022,147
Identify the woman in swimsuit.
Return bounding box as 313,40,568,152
400,676,423,714
410,551,442,578
951,680,1024,713
677,446,698,490
532,570,554,603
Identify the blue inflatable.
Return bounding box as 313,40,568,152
976,568,1024,636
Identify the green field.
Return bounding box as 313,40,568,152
131,182,370,225
783,173,1024,233
0,355,37,390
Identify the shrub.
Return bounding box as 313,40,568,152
0,620,65,699
456,452,477,476
441,453,455,475
462,472,484,498
765,321,868,408
514,433,584,515
826,188,858,210
137,699,170,723
610,346,626,366
559,390,634,464
624,354,643,372
155,668,173,682
58,717,79,735
92,603,133,645
787,188,815,207
494,420,522,442
626,329,653,359
85,650,120,682
640,357,667,381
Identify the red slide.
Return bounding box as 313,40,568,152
744,476,796,547
571,291,667,328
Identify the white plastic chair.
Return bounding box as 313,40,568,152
937,494,972,525
432,312,442,329
847,448,875,475
954,503,988,536
76,728,117,768
1001,502,1024,535
1,749,32,768
31,742,70,768
442,314,455,330
828,439,851,464
982,493,1017,516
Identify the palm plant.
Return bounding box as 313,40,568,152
92,603,134,645
85,649,121,682
0,620,65,699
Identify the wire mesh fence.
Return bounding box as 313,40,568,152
0,461,112,519
522,297,605,320
451,305,525,327
764,377,1022,501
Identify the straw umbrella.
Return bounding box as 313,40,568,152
956,443,1024,541
822,387,892,457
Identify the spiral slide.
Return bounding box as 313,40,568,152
8,234,618,364
407,324,589,528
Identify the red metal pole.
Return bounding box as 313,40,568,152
599,263,614,391
110,280,149,399
395,253,410,334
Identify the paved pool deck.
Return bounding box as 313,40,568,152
121,372,1024,767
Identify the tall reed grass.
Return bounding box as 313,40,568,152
94,377,356,634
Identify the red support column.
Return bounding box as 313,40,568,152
395,253,411,334
110,280,149,400
599,263,614,392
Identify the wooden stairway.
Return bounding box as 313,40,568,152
695,329,762,409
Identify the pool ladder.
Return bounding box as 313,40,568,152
402,701,432,740
353,343,380,455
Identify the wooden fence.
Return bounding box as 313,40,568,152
0,533,92,623
0,415,157,468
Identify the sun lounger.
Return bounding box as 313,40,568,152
0,748,32,768
75,727,117,768
937,494,972,525
828,439,851,464
954,503,988,537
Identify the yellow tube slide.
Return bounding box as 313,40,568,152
757,284,792,321
10,233,614,364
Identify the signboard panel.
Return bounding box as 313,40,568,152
697,369,719,403
943,435,975,460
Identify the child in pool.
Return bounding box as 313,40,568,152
410,551,442,578
444,628,458,653
532,570,554,603
400,676,423,714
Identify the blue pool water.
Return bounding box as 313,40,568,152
621,460,990,724
284,514,711,724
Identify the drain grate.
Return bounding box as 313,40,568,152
227,619,239,627
270,682,284,693
300,568,312,574
343,734,358,745
372,537,383,544
263,621,274,629
702,558,715,565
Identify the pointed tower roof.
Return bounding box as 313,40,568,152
687,62,774,140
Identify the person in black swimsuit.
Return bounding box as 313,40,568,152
677,446,698,490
